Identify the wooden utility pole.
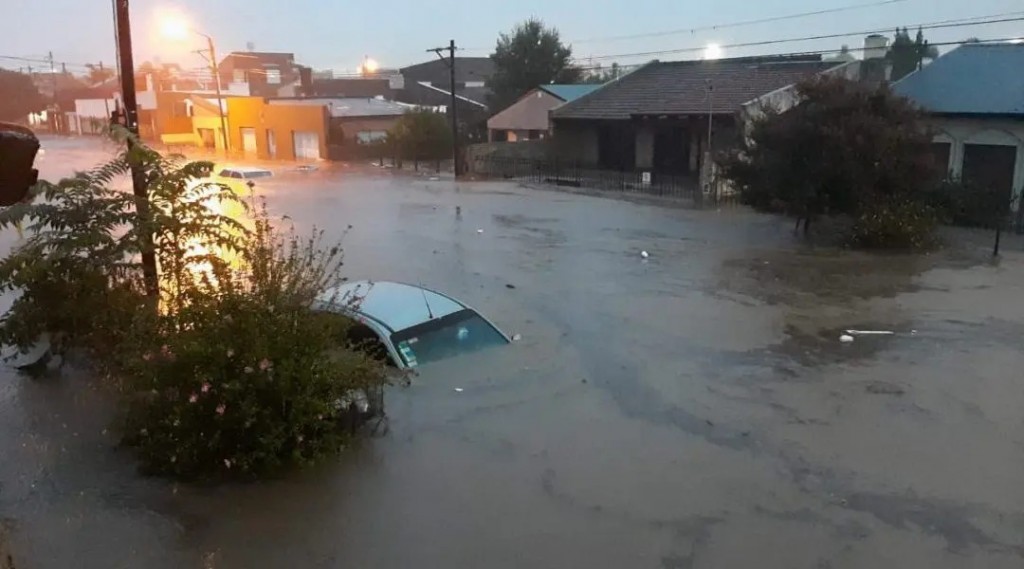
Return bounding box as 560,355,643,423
428,40,460,177
114,0,159,295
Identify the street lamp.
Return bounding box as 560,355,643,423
162,18,230,154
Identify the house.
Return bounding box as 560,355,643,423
487,84,601,142
218,52,301,98
150,93,330,160
268,97,408,147
396,57,493,140
550,56,844,178
893,43,1024,204
227,97,329,160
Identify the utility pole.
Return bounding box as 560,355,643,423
428,40,460,177
204,36,230,154
114,0,159,296
48,51,57,133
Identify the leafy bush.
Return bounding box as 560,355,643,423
721,75,940,235
919,178,1014,229
850,198,938,250
0,132,386,480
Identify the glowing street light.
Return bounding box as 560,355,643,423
160,13,230,154
358,56,380,76
703,43,724,60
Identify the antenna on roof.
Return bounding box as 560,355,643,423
418,281,435,320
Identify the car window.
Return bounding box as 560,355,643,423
390,309,507,367
217,169,234,178
243,170,273,179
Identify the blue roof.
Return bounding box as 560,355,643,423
540,84,602,103
893,44,1024,116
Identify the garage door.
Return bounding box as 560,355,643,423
292,131,321,160
240,127,257,157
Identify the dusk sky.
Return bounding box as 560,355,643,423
2,0,1022,75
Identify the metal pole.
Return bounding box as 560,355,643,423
448,40,460,177
207,36,230,155
114,0,158,296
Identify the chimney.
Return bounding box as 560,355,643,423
298,66,313,97
863,34,889,60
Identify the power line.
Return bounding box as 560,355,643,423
577,14,1024,62
573,0,911,44
570,36,1022,73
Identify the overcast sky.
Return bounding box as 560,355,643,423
2,0,1022,75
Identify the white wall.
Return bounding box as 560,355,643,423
929,116,1024,204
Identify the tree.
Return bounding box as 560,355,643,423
720,76,940,236
85,63,115,85
888,27,938,81
388,109,453,168
0,69,46,122
489,19,583,111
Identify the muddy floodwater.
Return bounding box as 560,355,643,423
1,138,1023,568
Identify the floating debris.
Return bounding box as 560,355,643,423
839,334,855,344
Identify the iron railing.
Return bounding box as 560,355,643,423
473,155,741,207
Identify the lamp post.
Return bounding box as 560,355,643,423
162,19,230,154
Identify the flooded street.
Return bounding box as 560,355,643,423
1,138,1023,568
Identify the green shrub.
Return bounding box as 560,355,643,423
851,198,938,250
919,178,1013,229
118,201,385,479
0,132,386,480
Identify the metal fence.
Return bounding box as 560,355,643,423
473,156,742,207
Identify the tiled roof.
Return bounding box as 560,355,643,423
552,57,839,120
893,44,1024,116
540,84,602,103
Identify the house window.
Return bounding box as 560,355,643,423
357,131,388,144
171,101,190,118
265,69,281,85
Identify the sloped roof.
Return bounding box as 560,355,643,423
269,97,408,117
540,84,602,103
400,57,494,83
552,56,839,120
893,43,1024,116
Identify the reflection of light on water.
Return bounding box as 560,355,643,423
160,180,251,310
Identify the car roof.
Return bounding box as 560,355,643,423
218,166,273,174
318,280,467,333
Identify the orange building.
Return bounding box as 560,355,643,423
226,97,329,161
152,94,330,160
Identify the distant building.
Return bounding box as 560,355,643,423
218,52,301,98
487,84,601,142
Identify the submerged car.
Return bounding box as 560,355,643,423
314,281,510,369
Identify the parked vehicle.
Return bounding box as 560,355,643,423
314,280,510,369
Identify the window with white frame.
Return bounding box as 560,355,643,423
357,131,388,144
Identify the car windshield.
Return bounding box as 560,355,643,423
390,309,507,367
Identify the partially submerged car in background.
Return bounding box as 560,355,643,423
314,281,510,369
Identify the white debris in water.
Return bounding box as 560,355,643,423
429,177,440,181
454,388,464,393
840,334,855,344
477,229,484,234
511,333,522,342
640,250,650,259
846,330,895,336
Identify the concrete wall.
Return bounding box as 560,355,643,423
928,116,1024,202
226,97,329,161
